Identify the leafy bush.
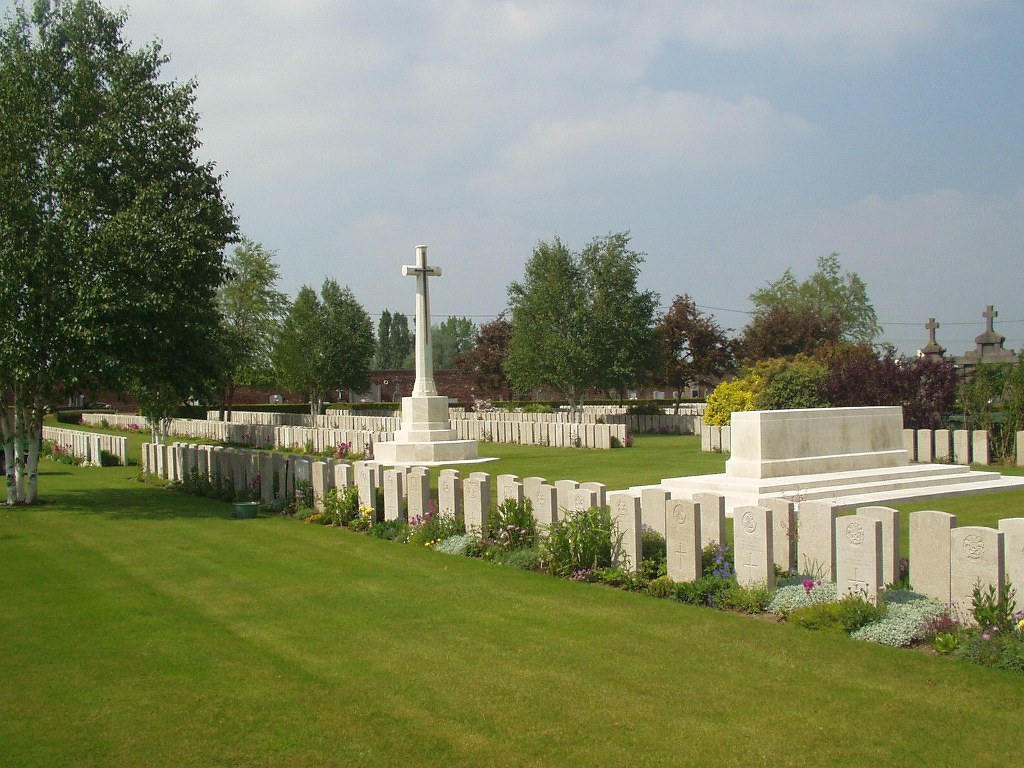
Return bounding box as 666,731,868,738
491,546,543,571
704,380,756,426
323,485,361,526
55,410,86,425
370,519,409,540
486,498,537,550
625,403,663,416
41,440,82,466
543,506,615,577
677,574,734,608
99,450,121,467
724,583,773,614
971,582,1018,633
406,502,465,548
596,567,647,592
788,594,887,634
647,575,677,599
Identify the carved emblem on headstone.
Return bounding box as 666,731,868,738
742,510,757,534
963,533,984,560
846,520,865,546
671,502,688,526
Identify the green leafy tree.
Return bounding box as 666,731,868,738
432,316,477,370
217,238,288,416
0,0,236,502
506,234,658,416
656,295,734,413
273,280,375,416
581,233,660,401
376,310,413,369
741,253,880,361
506,238,595,414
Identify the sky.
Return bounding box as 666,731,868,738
5,0,1023,357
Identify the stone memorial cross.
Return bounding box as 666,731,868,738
403,245,441,397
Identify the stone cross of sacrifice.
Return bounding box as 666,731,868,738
925,317,939,346
402,245,441,397
983,305,997,334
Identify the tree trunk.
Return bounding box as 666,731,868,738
225,382,235,421
24,401,42,504
1,405,15,505
14,402,27,502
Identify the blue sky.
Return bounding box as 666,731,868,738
6,1,1023,356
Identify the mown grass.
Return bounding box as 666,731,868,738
2,461,1024,767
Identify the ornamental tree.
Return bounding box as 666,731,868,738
0,1,237,503
273,280,375,416
655,295,734,413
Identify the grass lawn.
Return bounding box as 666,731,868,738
2,460,1024,767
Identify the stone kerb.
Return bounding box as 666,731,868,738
836,515,883,604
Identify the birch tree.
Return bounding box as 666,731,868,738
0,1,236,502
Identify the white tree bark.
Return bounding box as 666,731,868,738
1,405,15,505
24,402,42,504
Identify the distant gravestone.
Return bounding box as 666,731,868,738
533,483,558,530
934,429,952,462
640,487,670,537
857,506,900,586
797,501,837,580
972,430,989,465
260,453,275,502
998,518,1024,597
464,473,490,532
916,430,933,463
438,469,462,520
733,506,774,589
523,477,546,504
407,467,430,522
334,461,353,489
497,474,522,505
909,510,956,603
571,487,599,513
383,469,405,522
694,492,726,549
665,498,701,583
953,430,971,464
555,480,580,513
609,492,642,572
950,526,1004,620
903,429,916,461
312,460,331,512
836,515,883,604
581,482,607,508
764,498,795,574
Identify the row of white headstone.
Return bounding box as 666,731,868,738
42,426,127,466
141,444,1021,618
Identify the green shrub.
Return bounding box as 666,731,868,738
788,594,886,634
323,485,361,527
970,582,1018,633
433,533,480,556
370,519,409,540
647,575,677,599
487,498,537,549
55,409,86,425
596,566,647,591
625,403,663,416
704,380,756,426
767,581,837,615
406,503,465,548
543,506,615,578
723,583,773,614
41,440,82,466
98,450,121,467
677,575,734,608
491,546,543,571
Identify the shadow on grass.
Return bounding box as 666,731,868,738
35,464,235,521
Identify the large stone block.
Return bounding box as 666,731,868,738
726,407,909,479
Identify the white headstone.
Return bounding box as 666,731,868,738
407,466,430,522
857,506,900,587
383,468,405,522
764,498,796,574
836,515,883,603
733,506,775,589
797,501,837,580
665,498,701,582
609,492,642,572
554,479,580,513
909,510,956,603
640,487,670,537
438,469,462,520
998,518,1024,597
533,483,558,530
950,526,1004,620
694,492,725,549
464,473,490,532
